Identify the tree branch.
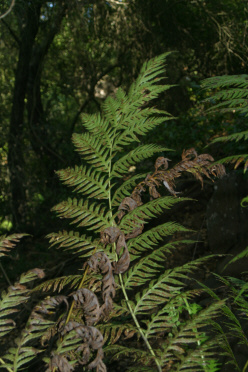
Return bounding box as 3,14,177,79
1,18,20,45
0,0,15,19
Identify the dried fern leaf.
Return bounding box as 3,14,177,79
0,233,28,257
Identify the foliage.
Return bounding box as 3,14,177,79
0,54,227,371
202,73,248,371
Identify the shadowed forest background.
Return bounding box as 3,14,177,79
0,1,248,371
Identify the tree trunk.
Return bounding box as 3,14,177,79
8,1,42,229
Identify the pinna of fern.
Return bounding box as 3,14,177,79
202,74,248,172
1,54,226,372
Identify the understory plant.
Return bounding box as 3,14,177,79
201,74,248,371
0,54,226,371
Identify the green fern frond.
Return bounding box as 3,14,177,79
99,322,138,345
132,256,216,316
157,302,224,370
210,130,248,144
144,290,202,338
124,240,194,289
119,196,191,233
31,275,83,293
2,346,41,372
112,111,172,151
52,198,111,231
111,144,171,177
127,221,190,257
81,112,111,142
128,52,173,104
209,154,248,171
0,269,44,338
104,344,153,363
47,230,99,256
56,165,109,199
43,331,80,370
112,174,146,207
202,75,248,89
72,132,110,172
202,74,248,116
0,233,28,257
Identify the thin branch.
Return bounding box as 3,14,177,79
1,18,20,45
0,0,15,19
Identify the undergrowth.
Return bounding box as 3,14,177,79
0,54,227,372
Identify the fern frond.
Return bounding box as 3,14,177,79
81,112,112,143
99,322,138,345
52,198,111,231
0,233,28,257
104,344,153,363
160,337,221,371
132,256,216,315
72,132,110,173
112,174,146,207
124,239,194,289
0,269,44,338
209,154,248,172
127,221,190,257
211,130,248,144
56,165,109,200
43,331,80,370
112,111,172,151
47,230,99,257
119,196,191,233
111,144,171,177
157,301,224,370
144,290,202,338
202,74,248,117
31,275,83,293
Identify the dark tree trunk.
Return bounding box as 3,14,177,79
7,1,67,230
7,1,42,229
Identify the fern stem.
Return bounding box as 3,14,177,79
0,358,13,372
65,257,94,325
243,360,248,372
118,273,162,372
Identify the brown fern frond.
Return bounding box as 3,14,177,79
61,321,106,371
0,233,28,257
70,288,101,325
46,352,74,372
100,227,130,274
86,252,116,316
